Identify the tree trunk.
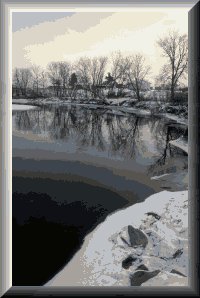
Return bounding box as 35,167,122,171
170,85,175,102
136,89,140,101
135,79,140,101
37,82,39,97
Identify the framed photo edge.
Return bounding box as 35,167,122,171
0,0,199,296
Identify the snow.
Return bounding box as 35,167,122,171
106,109,126,116
170,137,188,154
150,171,188,191
105,98,133,106
151,174,171,180
46,190,188,287
12,98,30,104
118,107,151,116
164,113,188,125
12,104,38,111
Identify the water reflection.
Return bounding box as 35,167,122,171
15,111,32,131
12,104,187,174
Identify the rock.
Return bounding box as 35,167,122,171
172,249,183,259
136,264,149,271
120,236,130,247
146,212,161,220
130,270,160,286
122,255,138,269
141,271,188,286
171,269,186,277
128,225,148,248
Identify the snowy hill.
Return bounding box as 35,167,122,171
46,190,188,287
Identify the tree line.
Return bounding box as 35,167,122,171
12,30,188,102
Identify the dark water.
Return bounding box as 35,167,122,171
13,177,129,285
12,104,188,285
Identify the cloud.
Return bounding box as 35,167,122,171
12,9,189,78
12,12,74,32
162,19,176,25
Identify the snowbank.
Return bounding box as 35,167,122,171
105,97,135,106
46,190,188,287
12,104,38,111
122,107,151,115
164,113,188,125
170,137,188,154
151,171,188,191
12,98,30,104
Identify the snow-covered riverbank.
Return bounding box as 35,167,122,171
12,104,39,111
12,98,188,126
46,190,188,287
170,137,188,154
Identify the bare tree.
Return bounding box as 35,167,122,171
58,62,71,97
21,68,32,97
13,68,32,97
77,56,107,100
13,68,21,97
31,65,41,97
47,62,61,97
157,30,188,101
108,51,130,96
126,54,151,101
40,70,48,97
76,57,91,98
68,72,78,100
90,57,107,99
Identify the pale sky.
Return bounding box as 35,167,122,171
12,9,189,81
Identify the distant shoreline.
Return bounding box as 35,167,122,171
12,98,188,126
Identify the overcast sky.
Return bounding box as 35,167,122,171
12,9,189,81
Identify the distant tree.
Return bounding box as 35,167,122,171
69,73,77,88
68,73,78,100
90,57,107,98
59,62,71,97
31,65,41,97
76,57,91,98
77,56,107,99
40,70,48,97
13,68,21,97
47,62,61,97
13,68,32,97
126,54,151,101
105,72,114,85
110,51,130,89
157,30,188,102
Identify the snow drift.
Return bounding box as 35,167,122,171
12,104,38,111
46,190,188,287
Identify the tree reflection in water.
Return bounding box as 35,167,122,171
148,123,187,175
13,105,187,172
15,111,31,131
